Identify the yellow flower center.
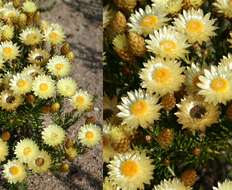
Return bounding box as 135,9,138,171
9,166,19,176
49,32,59,42
160,40,177,54
3,47,13,58
153,68,171,83
130,100,148,116
17,80,27,88
187,19,204,33
210,78,229,93
39,83,48,92
27,33,40,44
121,160,139,177
85,131,94,140
23,147,32,156
140,15,158,29
55,63,64,71
76,96,85,106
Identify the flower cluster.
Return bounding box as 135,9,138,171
104,0,232,189
0,0,101,186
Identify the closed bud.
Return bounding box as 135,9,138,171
156,128,174,148
112,11,127,34
51,102,61,113
128,32,146,57
181,169,198,187
61,43,71,55
66,51,75,62
59,163,70,173
2,131,11,141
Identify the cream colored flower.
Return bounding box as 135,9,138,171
176,95,220,133
3,160,26,184
174,9,216,44
32,75,55,99
44,23,65,45
146,26,189,59
153,178,192,190
70,89,93,112
128,5,168,36
42,124,65,146
197,66,232,105
108,151,155,190
10,74,32,95
57,77,77,97
47,56,71,77
117,89,161,129
28,151,52,173
152,0,183,15
78,124,101,147
213,180,232,190
20,27,43,46
14,139,39,163
0,90,23,111
140,58,185,95
214,0,232,18
0,41,19,61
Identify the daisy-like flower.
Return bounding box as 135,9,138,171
128,5,168,36
152,0,183,15
43,23,65,45
47,56,71,77
10,74,32,95
146,26,189,59
42,124,65,146
153,178,192,190
175,95,219,133
197,66,232,105
0,90,23,111
28,151,52,173
21,65,43,79
103,5,114,29
218,53,232,70
70,89,93,112
14,139,39,163
174,9,216,44
57,77,77,97
20,27,43,46
0,139,8,162
213,180,232,190
140,58,185,96
3,160,26,184
214,0,232,18
0,2,20,23
22,0,37,14
32,75,55,99
28,48,50,65
108,151,155,190
0,41,19,61
185,63,204,94
117,89,161,129
78,124,101,147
